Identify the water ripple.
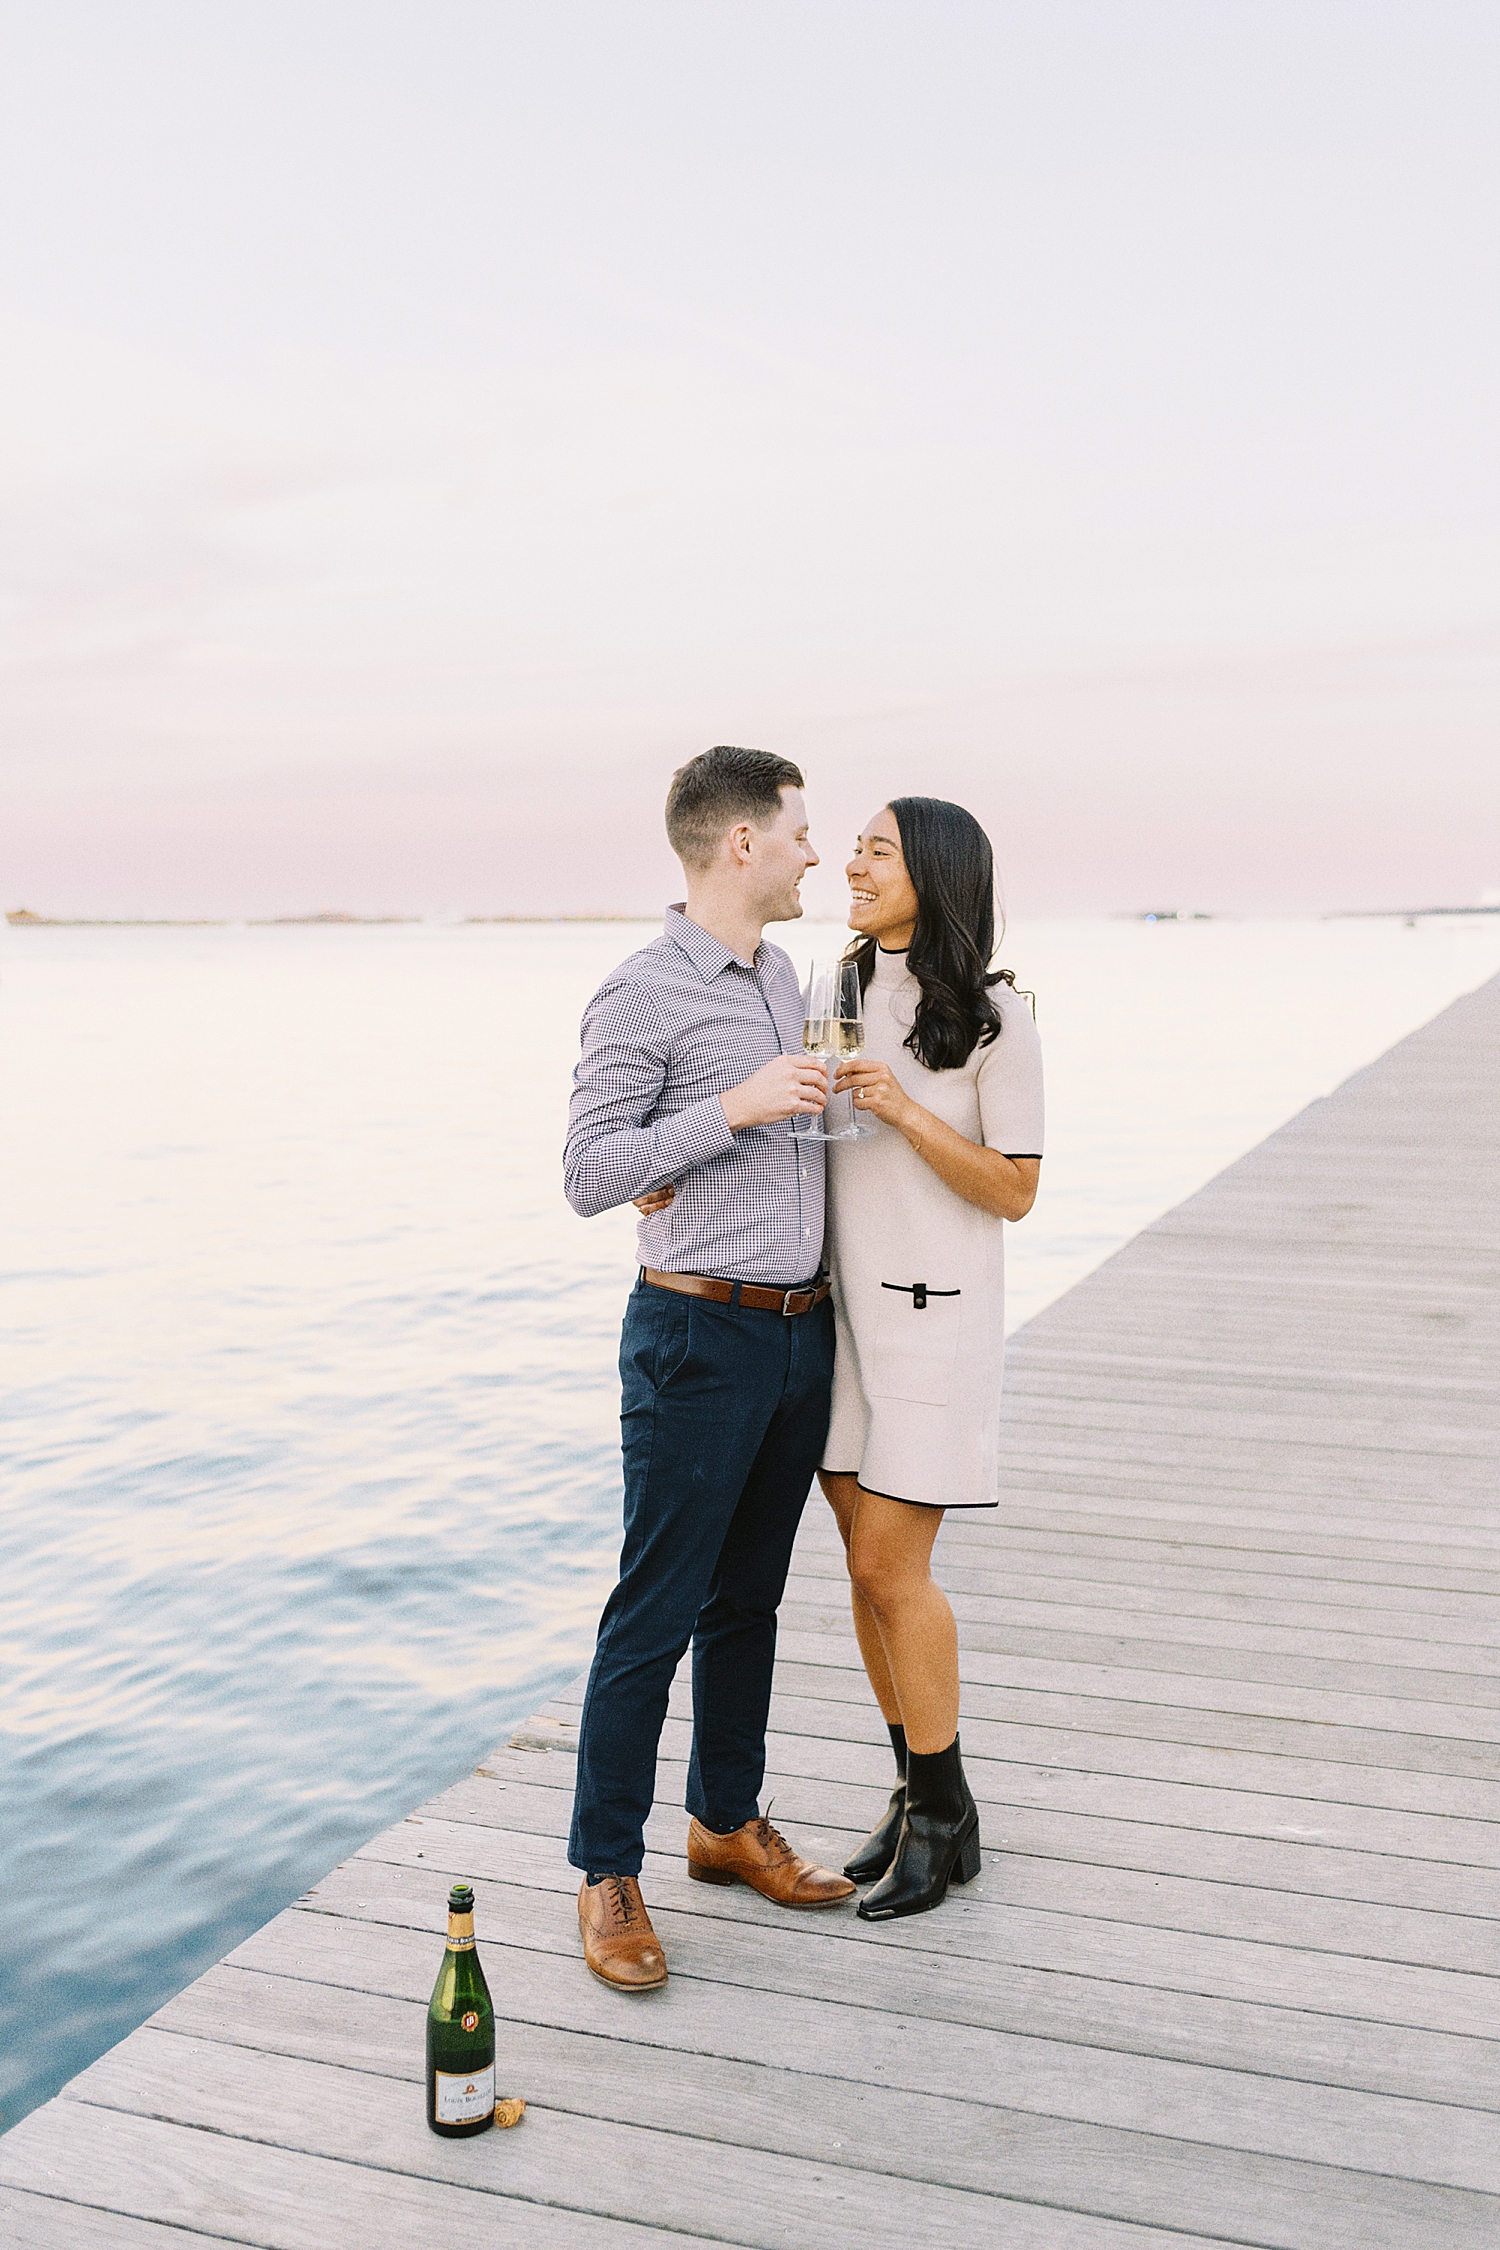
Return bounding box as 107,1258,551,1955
3,914,1498,2131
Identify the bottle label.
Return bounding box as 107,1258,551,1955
446,1911,476,1951
433,2064,495,2124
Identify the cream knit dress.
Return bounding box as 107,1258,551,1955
821,945,1044,1509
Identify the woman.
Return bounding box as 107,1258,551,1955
821,797,1041,1921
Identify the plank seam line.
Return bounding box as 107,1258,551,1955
692,1665,1500,1746
370,1804,1500,1883
411,1812,1500,1915
45,2091,1307,2246
0,2186,255,2250
789,1562,1500,1612
989,1426,1500,1462
786,1603,1500,1661
966,1542,1500,1576
279,1907,1500,2092
54,2076,1500,2225
548,1691,1500,1756
798,1545,1500,1584
748,1713,1500,1790
781,1643,1500,1691
1005,1371,1500,1400
483,1733,1500,1828
980,1493,1500,1528
203,1952,1500,2062
793,1589,1500,1629
42,2100,764,2246
369,1843,1500,1986
776,1661,1500,1716
735,1736,1500,1823
317,1864,1500,1971
0,2163,748,2250
786,1569,1500,1626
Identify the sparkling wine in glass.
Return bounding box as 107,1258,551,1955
790,962,836,1137
831,960,875,1138
795,961,873,1140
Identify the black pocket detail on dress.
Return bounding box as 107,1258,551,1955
871,1284,964,1405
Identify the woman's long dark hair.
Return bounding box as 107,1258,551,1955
845,796,1016,1071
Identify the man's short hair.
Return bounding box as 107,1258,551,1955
664,744,805,871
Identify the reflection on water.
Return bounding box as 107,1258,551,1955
2,913,1498,2127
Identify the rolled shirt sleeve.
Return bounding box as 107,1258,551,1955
564,975,738,1218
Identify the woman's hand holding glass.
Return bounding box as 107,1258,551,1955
832,1055,917,1134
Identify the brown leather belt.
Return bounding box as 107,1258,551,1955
642,1268,831,1317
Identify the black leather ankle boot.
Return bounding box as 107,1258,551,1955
844,1722,907,1883
855,1735,979,1921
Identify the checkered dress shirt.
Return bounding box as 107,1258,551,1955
564,906,825,1287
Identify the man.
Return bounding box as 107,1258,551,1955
563,743,855,1990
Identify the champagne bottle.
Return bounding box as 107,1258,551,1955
426,1882,495,2137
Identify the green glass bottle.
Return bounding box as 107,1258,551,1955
426,1882,495,2137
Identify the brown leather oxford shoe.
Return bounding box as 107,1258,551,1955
687,1815,856,1906
577,1875,668,1990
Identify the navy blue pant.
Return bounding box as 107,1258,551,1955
568,1278,834,1877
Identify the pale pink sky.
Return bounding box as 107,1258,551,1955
2,2,1497,919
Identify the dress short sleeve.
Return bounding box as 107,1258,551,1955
976,987,1044,1155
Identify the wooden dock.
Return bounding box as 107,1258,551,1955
3,974,1498,2247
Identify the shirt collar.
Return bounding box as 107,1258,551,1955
664,903,762,980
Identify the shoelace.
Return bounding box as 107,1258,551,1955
600,1875,639,1926
750,1816,797,1867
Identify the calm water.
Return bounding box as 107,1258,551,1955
3,912,1499,2128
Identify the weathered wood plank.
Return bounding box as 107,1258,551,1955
214,1901,1500,2190
47,2031,1250,2250
577,1717,1500,1893
0,2193,226,2249
785,1549,1500,1637
764,1659,1500,1771
149,1968,1500,2250
771,1632,1500,1741
448,1758,1500,1970
753,1692,1500,1823
957,1513,1500,1577
547,1663,1500,1781
0,2099,720,2249
425,1771,1500,2022
271,1852,1500,2111
463,1737,1500,1953
778,1587,1500,1675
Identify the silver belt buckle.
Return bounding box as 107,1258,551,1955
781,1287,804,1317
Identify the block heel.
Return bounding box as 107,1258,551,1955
952,1827,982,1885
687,1859,736,1885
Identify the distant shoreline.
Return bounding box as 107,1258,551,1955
4,911,655,929
7,905,1500,930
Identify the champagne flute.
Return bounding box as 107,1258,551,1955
794,961,873,1141
789,962,837,1138
830,960,875,1139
